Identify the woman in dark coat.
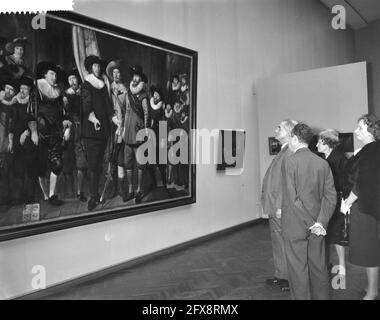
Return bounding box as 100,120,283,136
341,114,380,300
316,129,348,276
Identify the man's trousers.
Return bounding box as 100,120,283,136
269,216,288,280
284,234,330,300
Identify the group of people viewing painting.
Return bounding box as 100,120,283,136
262,115,380,300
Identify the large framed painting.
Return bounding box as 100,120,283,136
0,12,197,241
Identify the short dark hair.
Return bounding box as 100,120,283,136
318,129,340,149
358,114,380,140
291,123,314,145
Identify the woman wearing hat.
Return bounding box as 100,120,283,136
35,61,72,206
81,55,113,211
8,76,38,204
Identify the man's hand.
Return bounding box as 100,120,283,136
63,128,71,141
20,130,30,145
31,130,38,145
275,208,282,219
63,96,69,106
340,200,352,215
94,119,101,131
112,116,122,128
89,112,101,131
62,120,72,129
309,222,327,236
7,138,13,153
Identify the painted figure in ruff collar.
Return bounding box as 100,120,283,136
36,61,72,206
62,68,88,202
179,73,190,109
8,76,39,204
0,72,18,205
124,65,149,204
167,74,181,107
81,55,113,211
106,60,132,202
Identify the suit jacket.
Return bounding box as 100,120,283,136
261,144,293,217
281,147,337,239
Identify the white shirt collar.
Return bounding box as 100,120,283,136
281,142,288,150
37,78,61,99
294,145,308,153
85,73,105,89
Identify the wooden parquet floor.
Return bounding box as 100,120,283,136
32,220,371,300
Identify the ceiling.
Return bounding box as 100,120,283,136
320,0,380,29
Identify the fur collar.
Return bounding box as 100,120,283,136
85,74,105,89
37,78,61,99
171,82,180,91
130,81,145,95
150,97,163,111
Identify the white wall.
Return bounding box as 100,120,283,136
257,61,368,199
355,19,380,118
0,0,355,299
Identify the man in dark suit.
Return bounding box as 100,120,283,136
261,119,297,291
281,123,336,300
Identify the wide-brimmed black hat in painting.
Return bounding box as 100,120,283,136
179,73,188,82
171,74,180,82
5,36,27,54
0,68,18,91
17,75,35,90
0,36,7,51
128,65,147,83
65,67,82,86
150,84,163,99
36,61,61,79
84,55,107,73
